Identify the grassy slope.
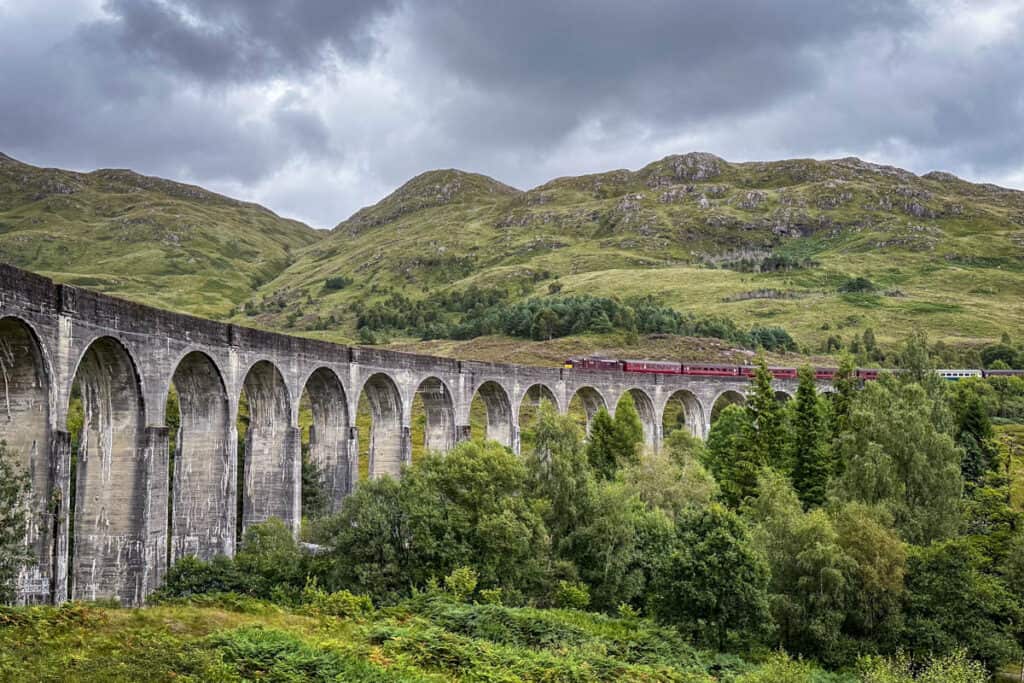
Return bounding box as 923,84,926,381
0,153,322,317
0,597,847,682
246,154,1024,355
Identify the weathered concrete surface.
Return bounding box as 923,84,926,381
0,263,817,606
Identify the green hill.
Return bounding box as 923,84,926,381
2,151,1021,359
0,153,322,317
241,153,1024,357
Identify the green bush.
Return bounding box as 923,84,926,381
444,566,479,601
552,580,591,610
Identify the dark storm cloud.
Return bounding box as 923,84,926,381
85,0,398,83
0,0,1021,227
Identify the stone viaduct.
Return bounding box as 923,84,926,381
0,264,811,606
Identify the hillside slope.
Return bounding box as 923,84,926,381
246,153,1024,352
0,153,322,317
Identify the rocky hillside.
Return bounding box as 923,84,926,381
0,153,321,317
244,153,1024,352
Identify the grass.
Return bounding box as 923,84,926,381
0,595,853,682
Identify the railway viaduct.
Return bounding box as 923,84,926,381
0,264,813,606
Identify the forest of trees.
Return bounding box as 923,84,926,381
349,287,797,351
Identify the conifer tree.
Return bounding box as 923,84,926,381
830,355,857,443
790,366,829,508
585,407,619,479
706,404,758,507
747,357,785,470
613,392,645,466
958,396,999,490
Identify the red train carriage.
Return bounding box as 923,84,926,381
621,360,683,374
769,367,798,380
856,368,881,380
565,357,622,371
814,367,838,381
983,369,1024,377
686,364,741,377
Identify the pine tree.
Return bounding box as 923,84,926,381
746,357,785,470
790,366,829,508
958,396,999,490
585,407,619,478
706,404,758,507
829,355,857,475
613,392,645,466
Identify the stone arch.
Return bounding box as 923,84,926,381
662,389,706,439
412,376,456,457
710,389,747,423
299,367,350,515
470,380,513,448
775,390,793,403
0,316,54,604
359,372,405,479
568,386,607,431
517,383,560,454
169,351,232,561
238,360,297,536
617,388,658,451
68,336,147,605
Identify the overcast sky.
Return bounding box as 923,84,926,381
1,0,1022,228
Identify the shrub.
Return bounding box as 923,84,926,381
552,580,590,610
301,578,373,618
444,567,478,602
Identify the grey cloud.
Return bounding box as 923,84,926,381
83,0,397,83
0,0,1022,228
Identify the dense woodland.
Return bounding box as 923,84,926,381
3,333,1024,680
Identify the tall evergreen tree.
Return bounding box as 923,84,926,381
957,396,998,489
747,357,785,470
613,392,645,466
584,407,619,479
790,365,830,509
706,404,759,507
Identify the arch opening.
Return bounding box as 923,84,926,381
237,361,296,541
357,373,404,479
517,384,558,455
619,388,657,452
167,352,231,563
411,377,455,462
299,368,349,525
0,317,52,604
710,390,747,424
775,390,793,403
67,337,146,605
662,389,706,440
568,386,607,433
469,380,512,448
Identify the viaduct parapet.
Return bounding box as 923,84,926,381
0,264,817,606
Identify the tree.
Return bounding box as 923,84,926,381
322,440,552,602
0,442,31,603
833,375,963,545
789,366,830,508
525,401,593,547
564,480,673,612
613,392,645,465
706,403,759,507
747,357,785,470
957,395,999,490
584,407,619,478
620,448,718,519
829,355,857,447
902,538,1024,672
649,503,771,650
743,470,856,665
